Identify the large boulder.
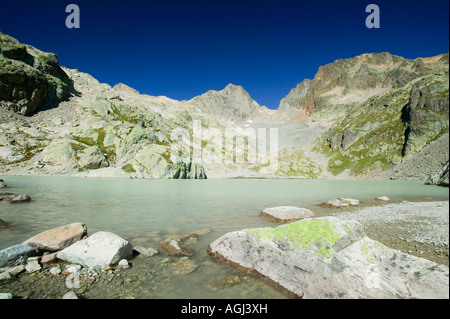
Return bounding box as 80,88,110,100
208,217,449,299
23,222,87,252
260,206,314,223
0,244,41,268
57,231,133,268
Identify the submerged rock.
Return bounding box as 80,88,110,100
10,194,31,203
375,196,390,202
319,199,350,208
159,237,192,256
0,179,7,188
57,231,133,269
133,246,158,257
180,228,212,240
0,218,8,229
260,206,314,223
171,257,198,276
23,222,87,252
208,216,449,299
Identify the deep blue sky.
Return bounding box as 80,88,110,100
0,0,448,109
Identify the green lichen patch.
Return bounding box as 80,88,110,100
247,219,342,256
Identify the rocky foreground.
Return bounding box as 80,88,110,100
1,200,448,299
208,214,449,299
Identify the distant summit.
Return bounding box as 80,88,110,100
189,83,264,121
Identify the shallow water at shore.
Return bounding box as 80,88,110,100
1,176,448,298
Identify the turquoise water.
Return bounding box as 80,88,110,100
0,176,448,298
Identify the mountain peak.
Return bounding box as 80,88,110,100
189,83,261,121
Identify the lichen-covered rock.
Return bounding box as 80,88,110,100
208,217,449,299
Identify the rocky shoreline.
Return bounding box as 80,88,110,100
1,191,448,299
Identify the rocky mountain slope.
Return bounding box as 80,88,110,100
0,31,448,184
0,32,72,116
258,52,449,183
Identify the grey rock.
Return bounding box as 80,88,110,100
133,246,158,257
0,293,13,299
5,264,25,276
49,266,62,275
0,244,41,268
0,271,12,281
118,259,130,269
62,291,78,299
65,264,82,273
260,206,314,223
319,199,349,208
57,231,133,268
25,260,41,273
10,194,31,203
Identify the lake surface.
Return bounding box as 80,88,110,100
1,176,449,298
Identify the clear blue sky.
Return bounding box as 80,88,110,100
0,0,448,109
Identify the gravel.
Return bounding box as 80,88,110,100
332,201,449,265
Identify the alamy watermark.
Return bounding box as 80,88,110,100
66,4,80,29
190,120,279,172
366,4,380,29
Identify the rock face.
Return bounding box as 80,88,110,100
260,206,314,223
427,161,449,187
208,217,449,299
56,231,133,268
285,52,449,180
189,84,263,121
0,244,41,268
23,222,88,252
0,32,72,115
